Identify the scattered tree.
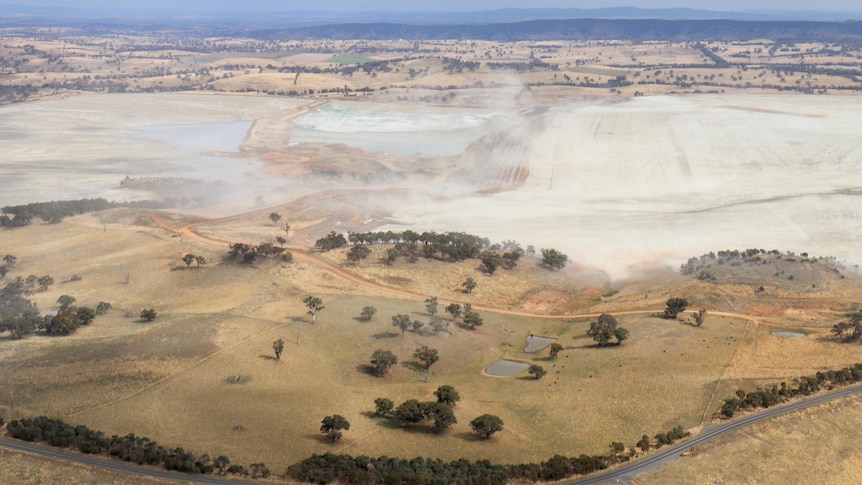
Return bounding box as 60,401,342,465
3,254,16,266
470,414,504,438
541,248,569,270
480,251,503,275
429,316,448,335
433,385,460,406
195,255,206,267
693,309,707,326
637,435,651,452
462,277,477,294
273,338,285,360
77,307,96,325
96,302,112,315
374,397,394,417
182,254,195,268
463,310,483,330
384,248,398,265
37,275,54,292
319,415,349,443
549,342,564,359
662,297,689,319
370,349,398,377
424,296,438,316
276,236,286,248
140,308,157,322
360,306,377,321
425,402,457,431
413,345,439,370
391,314,412,336
588,313,629,346
528,364,547,380
445,303,462,321
56,294,76,312
394,399,426,425
347,245,371,262
303,296,324,324
268,212,282,227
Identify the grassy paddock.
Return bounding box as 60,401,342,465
68,297,748,470
326,55,376,65
639,393,862,485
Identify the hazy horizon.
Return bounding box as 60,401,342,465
3,1,861,13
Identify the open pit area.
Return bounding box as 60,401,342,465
3,91,862,280
3,31,862,484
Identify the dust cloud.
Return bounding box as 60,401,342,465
3,92,861,281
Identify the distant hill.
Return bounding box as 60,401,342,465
1,4,861,41
270,19,862,42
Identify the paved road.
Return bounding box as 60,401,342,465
0,437,258,484
569,384,862,484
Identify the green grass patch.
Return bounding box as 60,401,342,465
326,55,376,65
566,66,632,77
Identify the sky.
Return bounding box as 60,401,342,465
8,1,862,13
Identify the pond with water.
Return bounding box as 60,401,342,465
772,331,806,338
484,360,530,377
524,335,557,353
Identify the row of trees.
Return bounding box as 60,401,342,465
6,416,264,477
227,242,292,264
1,198,176,227
720,363,862,418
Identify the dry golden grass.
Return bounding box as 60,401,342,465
637,393,862,485
0,448,183,485
2,211,862,480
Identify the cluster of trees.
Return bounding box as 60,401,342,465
374,396,458,432
479,246,523,275
373,386,500,436
346,230,490,262
679,248,834,281
444,303,483,330
720,363,862,418
44,295,99,335
391,314,426,336
832,313,862,342
634,426,690,453
368,345,440,378
315,231,348,252
227,242,291,264
0,276,110,338
587,314,629,346
540,248,568,271
6,416,264,477
181,253,206,268
1,198,175,227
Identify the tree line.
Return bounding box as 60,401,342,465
317,229,568,271
1,197,178,227
5,416,267,477
720,362,862,418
